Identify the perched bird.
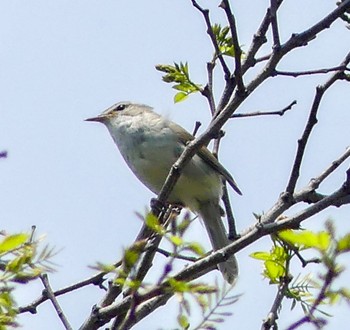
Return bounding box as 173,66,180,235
86,101,241,283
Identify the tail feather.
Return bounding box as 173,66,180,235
198,201,238,284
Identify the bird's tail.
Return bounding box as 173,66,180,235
198,201,238,284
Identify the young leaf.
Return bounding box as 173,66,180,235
178,314,190,329
174,92,188,103
145,212,165,234
250,251,271,261
155,62,202,103
336,233,350,252
0,234,28,253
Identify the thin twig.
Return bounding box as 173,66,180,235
286,267,337,330
40,274,73,330
156,247,198,262
275,65,349,77
204,59,217,115
231,100,297,118
192,121,202,137
191,0,231,78
261,278,289,330
18,270,110,314
310,147,350,190
286,52,350,194
269,0,281,49
242,0,284,72
110,208,175,328
220,0,245,94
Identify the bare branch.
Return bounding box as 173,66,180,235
18,270,109,314
269,0,281,49
192,121,202,137
242,0,284,72
204,60,217,115
286,52,350,194
275,65,349,77
156,247,198,262
220,0,245,94
309,146,350,191
191,0,231,79
231,100,297,118
40,274,73,330
281,0,350,54
261,278,289,330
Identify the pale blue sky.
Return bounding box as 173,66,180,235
1,1,350,329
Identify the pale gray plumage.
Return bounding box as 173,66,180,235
86,101,241,283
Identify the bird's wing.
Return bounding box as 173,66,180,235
169,121,242,195
197,146,242,195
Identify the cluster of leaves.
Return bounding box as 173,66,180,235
155,62,202,103
212,24,235,57
94,210,240,329
251,221,350,322
0,231,54,329
148,211,240,330
155,24,238,104
173,278,240,330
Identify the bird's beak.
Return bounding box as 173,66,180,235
85,115,106,123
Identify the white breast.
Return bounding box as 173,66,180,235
106,112,222,211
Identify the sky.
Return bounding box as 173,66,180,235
1,1,350,329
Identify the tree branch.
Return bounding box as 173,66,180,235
79,151,350,328
220,0,245,94
261,278,289,330
286,51,350,194
242,0,284,72
269,0,281,49
231,100,297,118
40,274,73,330
18,270,109,314
275,65,349,77
191,0,231,79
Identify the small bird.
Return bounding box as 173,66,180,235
86,101,241,284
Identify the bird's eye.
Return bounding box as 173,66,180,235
114,103,127,111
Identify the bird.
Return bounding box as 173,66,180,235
86,101,241,284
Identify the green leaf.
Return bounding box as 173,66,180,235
185,242,205,256
174,92,189,103
190,283,217,294
145,213,165,234
168,278,190,293
212,24,235,57
124,248,141,269
336,233,350,252
6,256,27,273
156,62,201,103
90,262,116,273
278,230,331,251
177,217,191,235
264,260,285,283
250,251,271,261
178,314,190,329
0,234,28,253
169,235,183,246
